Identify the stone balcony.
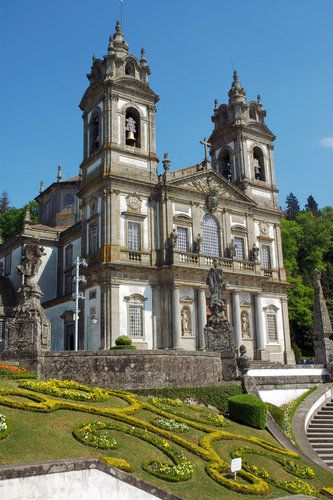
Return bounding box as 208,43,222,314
173,251,280,279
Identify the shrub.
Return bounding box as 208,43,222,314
266,402,285,429
136,384,243,414
228,394,267,429
115,335,133,346
110,344,136,350
0,363,36,379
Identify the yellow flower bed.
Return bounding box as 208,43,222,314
0,378,324,496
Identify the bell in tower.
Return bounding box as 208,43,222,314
125,116,137,146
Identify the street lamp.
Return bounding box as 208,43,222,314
72,257,88,351
90,314,98,325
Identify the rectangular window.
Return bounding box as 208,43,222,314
267,314,278,342
128,222,141,251
64,323,75,350
64,245,73,269
261,245,272,269
64,271,73,294
234,237,245,260
128,305,143,337
89,223,98,254
176,227,188,252
4,254,11,275
0,319,4,340
89,289,97,300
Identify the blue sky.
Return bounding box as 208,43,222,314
1,0,332,209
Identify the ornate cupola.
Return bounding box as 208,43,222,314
209,71,279,209
79,21,159,185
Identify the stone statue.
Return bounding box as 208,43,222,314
241,311,249,336
236,344,251,375
181,308,190,334
17,243,46,286
3,240,51,361
251,244,260,262
206,261,227,326
227,240,236,259
170,228,178,248
195,233,203,253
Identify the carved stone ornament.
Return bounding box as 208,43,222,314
259,221,269,237
126,193,142,214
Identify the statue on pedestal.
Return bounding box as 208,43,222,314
3,240,51,361
204,260,236,380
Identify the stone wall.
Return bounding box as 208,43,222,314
38,350,223,389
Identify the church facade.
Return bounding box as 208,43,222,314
0,22,295,364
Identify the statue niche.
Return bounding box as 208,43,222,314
181,306,191,336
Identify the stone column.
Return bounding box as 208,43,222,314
110,283,120,349
281,296,296,365
151,285,160,349
172,286,182,349
254,294,269,361
101,282,111,350
232,291,242,349
198,288,206,350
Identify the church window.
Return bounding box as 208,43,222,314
249,107,257,120
64,271,73,294
64,244,73,269
125,61,135,77
125,108,141,148
64,322,74,350
128,221,141,251
64,193,74,208
261,244,272,269
89,289,97,300
202,214,220,257
129,305,143,337
218,149,232,181
88,223,98,254
234,237,245,260
89,109,101,155
253,147,265,181
267,313,277,341
4,254,11,276
44,199,51,221
176,227,189,252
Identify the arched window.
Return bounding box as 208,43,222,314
249,107,257,120
253,146,265,181
89,109,100,155
202,214,220,257
125,61,135,77
218,149,232,181
125,107,141,148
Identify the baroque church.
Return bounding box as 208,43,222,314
0,22,295,364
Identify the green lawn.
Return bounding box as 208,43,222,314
0,377,332,499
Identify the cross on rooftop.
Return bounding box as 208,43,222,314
200,137,211,163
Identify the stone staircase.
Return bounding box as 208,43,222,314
307,397,333,470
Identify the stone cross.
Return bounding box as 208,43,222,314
200,137,211,163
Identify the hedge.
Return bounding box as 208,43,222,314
228,394,267,429
135,384,243,414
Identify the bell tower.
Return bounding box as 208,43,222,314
79,21,159,184
209,71,279,209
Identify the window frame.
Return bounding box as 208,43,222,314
233,236,245,261
261,243,272,269
176,226,189,253
202,214,220,258
127,220,142,252
124,293,147,341
88,222,99,255
264,305,279,344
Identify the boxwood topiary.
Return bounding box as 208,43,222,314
228,394,267,429
111,335,136,350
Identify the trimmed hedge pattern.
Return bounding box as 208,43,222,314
0,380,325,496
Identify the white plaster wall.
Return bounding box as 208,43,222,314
84,286,101,350
261,296,285,350
38,246,58,302
46,301,74,351
0,469,158,500
119,284,153,348
173,202,192,217
258,388,308,406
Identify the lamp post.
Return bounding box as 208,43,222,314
72,256,88,351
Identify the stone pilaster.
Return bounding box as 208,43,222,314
197,288,206,350
101,282,111,349
110,283,120,349
152,284,161,349
281,296,296,365
254,294,269,360
232,291,242,349
172,286,182,349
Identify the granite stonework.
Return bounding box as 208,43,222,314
37,351,224,389
2,241,51,367
313,270,333,373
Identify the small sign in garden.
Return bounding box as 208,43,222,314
231,457,242,479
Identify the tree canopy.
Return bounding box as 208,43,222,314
0,201,39,243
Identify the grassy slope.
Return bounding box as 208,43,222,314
0,378,332,500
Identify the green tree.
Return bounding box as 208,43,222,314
0,192,10,214
305,195,319,216
285,192,300,220
0,201,39,242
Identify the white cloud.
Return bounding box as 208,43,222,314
319,137,333,149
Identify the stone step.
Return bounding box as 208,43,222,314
312,446,333,451
313,415,333,420
308,425,333,430
308,438,333,444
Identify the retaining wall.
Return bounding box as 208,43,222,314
37,350,224,390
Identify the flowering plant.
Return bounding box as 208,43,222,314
154,418,189,432
0,363,36,379
19,379,109,402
